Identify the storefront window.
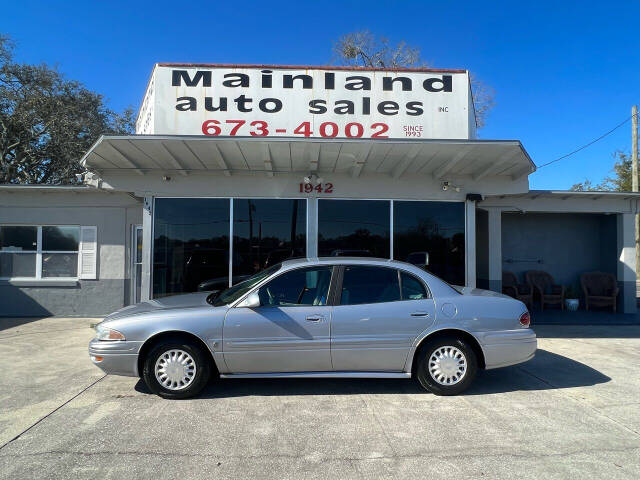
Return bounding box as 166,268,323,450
233,199,306,281
153,198,230,297
318,200,390,258
0,225,81,279
393,201,465,285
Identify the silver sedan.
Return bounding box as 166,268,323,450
89,258,536,399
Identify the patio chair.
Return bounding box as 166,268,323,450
502,271,533,308
526,270,564,310
581,272,618,312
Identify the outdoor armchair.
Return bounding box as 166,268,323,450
580,272,618,312
502,271,533,308
526,270,564,310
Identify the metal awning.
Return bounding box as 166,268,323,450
81,135,535,180
487,189,640,201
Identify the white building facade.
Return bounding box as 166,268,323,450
0,64,637,316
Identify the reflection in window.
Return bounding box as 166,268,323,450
0,225,80,279
401,272,429,300
258,266,331,306
42,226,79,251
0,252,36,277
0,226,37,251
42,226,80,277
42,253,78,278
318,200,390,258
394,201,465,285
0,226,38,278
340,266,400,305
233,199,306,281
153,198,230,297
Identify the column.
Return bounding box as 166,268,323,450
465,199,476,288
306,197,318,258
140,196,153,301
617,213,637,313
488,208,503,293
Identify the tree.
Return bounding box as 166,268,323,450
570,151,632,191
0,34,134,184
332,30,495,128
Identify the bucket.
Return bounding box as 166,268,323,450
565,298,579,311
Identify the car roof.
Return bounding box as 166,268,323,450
272,257,460,299
280,256,418,269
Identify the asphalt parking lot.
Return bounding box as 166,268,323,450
1,317,639,479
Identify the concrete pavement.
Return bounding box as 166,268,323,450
0,317,639,479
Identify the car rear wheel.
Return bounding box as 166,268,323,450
142,340,211,399
416,336,478,395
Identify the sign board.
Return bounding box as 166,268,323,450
136,64,476,139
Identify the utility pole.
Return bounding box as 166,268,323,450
633,105,638,280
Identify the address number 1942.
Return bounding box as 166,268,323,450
299,182,333,194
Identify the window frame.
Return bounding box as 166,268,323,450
256,264,337,308
151,197,310,299
335,265,402,306
399,270,432,300
334,265,432,306
0,225,81,280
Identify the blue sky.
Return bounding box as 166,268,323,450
2,1,639,190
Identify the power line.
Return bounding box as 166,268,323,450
537,111,638,169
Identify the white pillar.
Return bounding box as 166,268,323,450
465,199,476,288
140,196,153,301
306,198,318,258
487,208,502,292
617,213,637,313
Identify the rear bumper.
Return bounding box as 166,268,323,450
89,339,143,377
474,329,537,370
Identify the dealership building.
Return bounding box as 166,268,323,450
1,64,638,317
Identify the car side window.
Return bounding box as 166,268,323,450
400,272,429,300
258,266,332,307
340,266,401,305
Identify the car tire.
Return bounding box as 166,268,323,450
415,336,478,396
142,339,211,399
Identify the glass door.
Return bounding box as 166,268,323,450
132,225,143,303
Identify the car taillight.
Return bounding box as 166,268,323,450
519,311,531,327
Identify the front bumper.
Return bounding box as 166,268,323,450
474,329,537,370
89,338,143,377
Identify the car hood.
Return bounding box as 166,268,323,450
453,286,513,300
104,292,212,321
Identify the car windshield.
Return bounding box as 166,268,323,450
207,264,281,306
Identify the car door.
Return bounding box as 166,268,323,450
331,266,435,372
223,265,334,373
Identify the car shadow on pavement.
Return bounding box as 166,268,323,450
134,348,610,399
462,349,610,396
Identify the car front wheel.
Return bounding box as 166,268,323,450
416,336,478,395
142,340,211,399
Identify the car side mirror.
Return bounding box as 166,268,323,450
237,291,261,308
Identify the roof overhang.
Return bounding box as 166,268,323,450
0,184,95,192
486,189,640,201
81,135,536,181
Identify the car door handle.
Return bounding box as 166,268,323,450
410,312,430,317
305,315,324,322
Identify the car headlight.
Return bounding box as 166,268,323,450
95,324,126,341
